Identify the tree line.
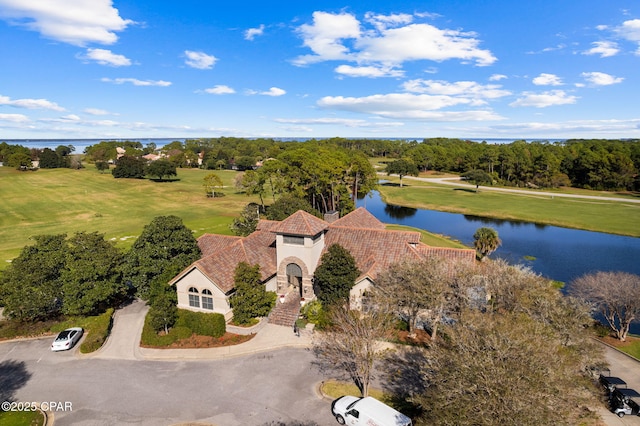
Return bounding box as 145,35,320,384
0,142,78,169
0,216,200,324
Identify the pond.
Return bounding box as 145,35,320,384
356,190,640,289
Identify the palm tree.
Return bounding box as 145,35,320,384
473,227,501,260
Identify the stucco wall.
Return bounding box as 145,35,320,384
174,268,232,321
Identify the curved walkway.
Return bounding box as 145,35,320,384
88,299,311,361
394,174,640,204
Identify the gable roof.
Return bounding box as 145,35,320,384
330,207,386,230
172,222,278,293
270,210,328,236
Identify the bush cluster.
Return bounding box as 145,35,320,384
141,309,226,347
176,310,225,337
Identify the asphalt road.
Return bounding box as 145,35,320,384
395,174,640,204
599,344,640,425
0,338,337,426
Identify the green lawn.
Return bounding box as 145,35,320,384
378,178,640,237
0,409,45,426
0,167,256,268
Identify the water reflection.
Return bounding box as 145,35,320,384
384,204,417,220
357,191,640,285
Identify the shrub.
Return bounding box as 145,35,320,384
301,300,330,330
175,309,225,338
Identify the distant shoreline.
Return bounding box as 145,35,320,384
3,137,567,151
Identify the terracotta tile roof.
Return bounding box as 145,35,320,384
324,227,424,281
188,228,277,294
416,245,477,263
270,210,328,236
330,207,386,230
173,208,475,295
197,234,242,257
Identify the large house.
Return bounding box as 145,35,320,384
169,208,476,322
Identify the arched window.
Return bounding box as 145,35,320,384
188,287,200,308
201,289,214,310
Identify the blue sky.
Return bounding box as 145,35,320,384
0,1,639,140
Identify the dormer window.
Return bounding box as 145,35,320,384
283,235,304,245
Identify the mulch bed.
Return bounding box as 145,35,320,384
164,332,255,349
598,334,639,349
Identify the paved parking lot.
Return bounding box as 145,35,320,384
1,338,337,426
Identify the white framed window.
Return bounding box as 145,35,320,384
188,287,200,308
202,289,213,310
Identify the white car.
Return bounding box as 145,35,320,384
51,327,83,351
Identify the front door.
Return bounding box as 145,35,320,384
286,263,303,297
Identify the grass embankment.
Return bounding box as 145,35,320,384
0,167,256,269
378,177,640,237
0,409,45,426
601,335,640,359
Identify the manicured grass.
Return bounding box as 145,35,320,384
0,167,257,269
385,224,469,249
0,409,45,426
378,178,640,237
321,379,386,400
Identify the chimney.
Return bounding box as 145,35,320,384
324,210,339,223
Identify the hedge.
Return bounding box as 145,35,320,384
140,309,226,347
176,310,225,338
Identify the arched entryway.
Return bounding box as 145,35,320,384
286,263,303,297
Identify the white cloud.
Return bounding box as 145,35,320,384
509,90,577,108
335,64,404,78
81,48,131,66
364,12,413,31
489,74,507,81
184,50,217,69
245,24,265,41
317,93,504,121
0,113,29,122
0,94,65,111
402,79,511,100
583,41,619,57
294,11,361,65
581,71,623,86
491,118,640,135
532,73,563,86
204,85,236,95
101,78,172,87
275,117,405,129
294,11,496,69
84,108,111,115
0,0,133,46
247,87,286,96
615,19,640,42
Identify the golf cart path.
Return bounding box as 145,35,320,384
398,175,640,203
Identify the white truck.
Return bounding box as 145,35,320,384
331,395,412,426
